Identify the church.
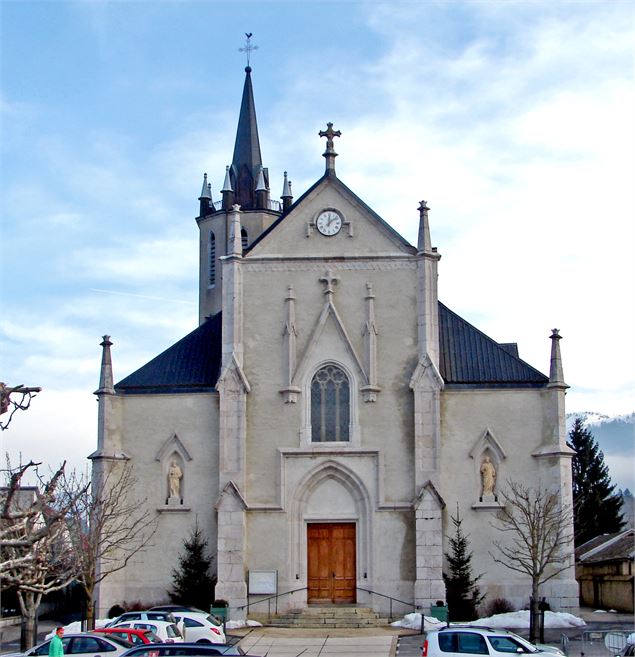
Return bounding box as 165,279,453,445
90,63,578,619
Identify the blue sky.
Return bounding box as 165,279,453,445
1,1,634,489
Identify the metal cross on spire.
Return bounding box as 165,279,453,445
319,122,342,174
239,33,258,68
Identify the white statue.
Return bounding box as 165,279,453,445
480,455,496,496
168,460,183,499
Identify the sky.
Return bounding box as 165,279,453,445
1,1,634,489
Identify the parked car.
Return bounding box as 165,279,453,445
120,643,251,657
110,621,184,643
423,627,565,657
169,612,225,644
94,627,163,645
108,612,176,627
150,606,206,614
11,633,132,657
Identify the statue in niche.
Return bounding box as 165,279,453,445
480,455,496,497
168,460,183,500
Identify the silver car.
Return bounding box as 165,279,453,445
14,633,132,657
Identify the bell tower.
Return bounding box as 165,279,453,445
195,57,293,323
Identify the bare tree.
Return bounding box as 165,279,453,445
0,383,42,431
1,461,87,648
61,462,159,629
490,481,573,642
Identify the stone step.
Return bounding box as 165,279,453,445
265,606,391,628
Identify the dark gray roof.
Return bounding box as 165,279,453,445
115,303,547,395
438,302,548,387
576,530,635,563
230,66,263,210
115,313,221,394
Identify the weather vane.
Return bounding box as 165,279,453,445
239,33,258,67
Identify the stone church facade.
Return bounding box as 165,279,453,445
90,65,578,618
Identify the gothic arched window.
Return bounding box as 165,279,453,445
209,231,216,286
241,227,248,251
311,364,350,442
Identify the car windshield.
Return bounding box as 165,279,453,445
204,615,219,625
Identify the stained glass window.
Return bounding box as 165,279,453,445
311,364,350,442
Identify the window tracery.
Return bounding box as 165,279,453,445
310,364,350,442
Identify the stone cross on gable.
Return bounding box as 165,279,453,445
319,122,341,152
319,270,340,296
319,122,341,174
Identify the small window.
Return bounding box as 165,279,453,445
183,618,203,628
488,637,527,653
439,633,457,653
69,637,103,654
458,633,489,655
209,231,216,286
241,227,248,250
96,638,118,652
311,364,350,442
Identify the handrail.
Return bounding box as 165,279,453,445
231,585,420,623
234,586,308,620
356,586,421,621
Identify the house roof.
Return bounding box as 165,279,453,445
115,303,547,394
115,312,221,394
439,302,548,387
576,529,635,563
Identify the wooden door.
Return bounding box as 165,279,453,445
307,523,356,604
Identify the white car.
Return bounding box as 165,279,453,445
170,612,226,644
110,620,184,643
423,627,565,657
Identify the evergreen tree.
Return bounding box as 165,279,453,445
443,505,483,621
170,524,216,610
569,417,624,546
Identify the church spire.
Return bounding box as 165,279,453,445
230,65,264,209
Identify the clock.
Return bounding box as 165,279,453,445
316,210,343,236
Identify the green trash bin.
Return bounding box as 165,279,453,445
429,604,449,623
210,607,228,627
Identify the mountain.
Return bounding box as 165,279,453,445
566,411,635,496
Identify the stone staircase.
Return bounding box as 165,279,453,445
266,605,391,628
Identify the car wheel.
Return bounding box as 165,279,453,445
196,640,211,644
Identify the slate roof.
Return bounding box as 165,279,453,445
576,530,635,563
439,302,548,387
115,312,221,394
115,303,548,394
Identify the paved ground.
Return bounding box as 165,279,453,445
237,628,398,657
0,610,632,657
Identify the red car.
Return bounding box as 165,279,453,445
94,627,163,645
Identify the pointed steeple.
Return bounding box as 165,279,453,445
548,328,569,389
221,165,234,210
96,335,114,394
231,66,264,208
281,171,293,212
198,173,213,216
417,200,432,252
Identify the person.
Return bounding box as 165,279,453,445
168,461,182,498
49,627,64,657
480,455,496,496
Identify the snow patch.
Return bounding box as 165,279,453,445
391,613,445,630
392,610,586,631
225,619,263,629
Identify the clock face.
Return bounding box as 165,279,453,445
316,210,343,236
